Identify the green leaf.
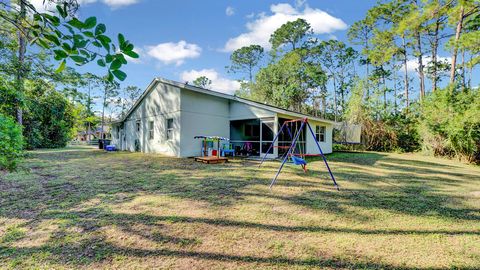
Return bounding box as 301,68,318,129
62,42,72,52
67,18,84,29
84,17,97,29
118,33,125,46
107,71,114,82
83,31,94,38
95,24,106,36
117,54,127,64
79,49,90,57
44,34,60,46
125,43,134,51
37,39,50,49
55,60,66,73
110,59,122,70
33,14,42,22
105,54,114,63
123,50,139,59
97,59,106,67
43,14,60,26
97,35,111,52
70,56,87,64
54,50,68,59
112,70,127,81
56,4,67,18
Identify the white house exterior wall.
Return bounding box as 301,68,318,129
229,101,276,120
306,120,333,154
112,82,181,156
179,89,230,157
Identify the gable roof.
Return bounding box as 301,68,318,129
114,77,336,125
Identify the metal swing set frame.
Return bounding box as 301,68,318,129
259,118,339,190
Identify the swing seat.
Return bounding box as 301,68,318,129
291,155,307,165
291,155,307,173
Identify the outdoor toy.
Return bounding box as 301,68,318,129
259,118,339,190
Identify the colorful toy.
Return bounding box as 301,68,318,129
259,118,339,190
194,136,229,164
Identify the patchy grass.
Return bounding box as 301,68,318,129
0,146,479,269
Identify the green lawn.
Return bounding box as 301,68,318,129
0,146,479,269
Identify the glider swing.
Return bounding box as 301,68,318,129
259,118,339,190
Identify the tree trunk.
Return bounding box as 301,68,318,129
461,49,466,91
450,5,464,85
432,20,440,92
333,76,337,122
364,39,370,99
87,81,92,142
402,36,409,111
393,64,398,114
101,86,107,141
15,0,27,125
415,31,425,100
382,69,387,112
468,54,473,89
322,96,326,118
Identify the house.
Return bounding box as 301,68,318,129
110,78,336,158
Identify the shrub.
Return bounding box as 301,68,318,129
23,86,75,149
418,88,480,163
0,114,24,171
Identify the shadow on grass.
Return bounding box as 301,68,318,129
2,241,478,270
1,148,480,268
2,207,479,269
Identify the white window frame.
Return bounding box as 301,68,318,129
148,121,154,140
316,125,326,142
166,118,174,141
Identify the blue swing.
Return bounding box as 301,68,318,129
291,155,306,165
290,155,307,173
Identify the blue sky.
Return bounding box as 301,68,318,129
34,0,379,93
32,0,477,109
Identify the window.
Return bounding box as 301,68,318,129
136,120,141,132
166,118,173,141
116,126,120,139
244,124,260,137
148,121,154,140
316,125,326,142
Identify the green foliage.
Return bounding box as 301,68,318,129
192,76,212,89
418,87,480,162
0,114,23,171
269,18,312,51
252,50,325,112
227,45,264,81
345,78,419,152
22,82,76,149
1,1,138,82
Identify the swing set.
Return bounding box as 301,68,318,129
259,118,339,190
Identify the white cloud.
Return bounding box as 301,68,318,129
180,69,241,94
30,0,137,12
223,3,347,52
402,56,452,73
147,41,201,66
226,6,235,16
102,0,139,8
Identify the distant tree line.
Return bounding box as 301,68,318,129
224,0,479,163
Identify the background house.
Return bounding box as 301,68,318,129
110,78,336,158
